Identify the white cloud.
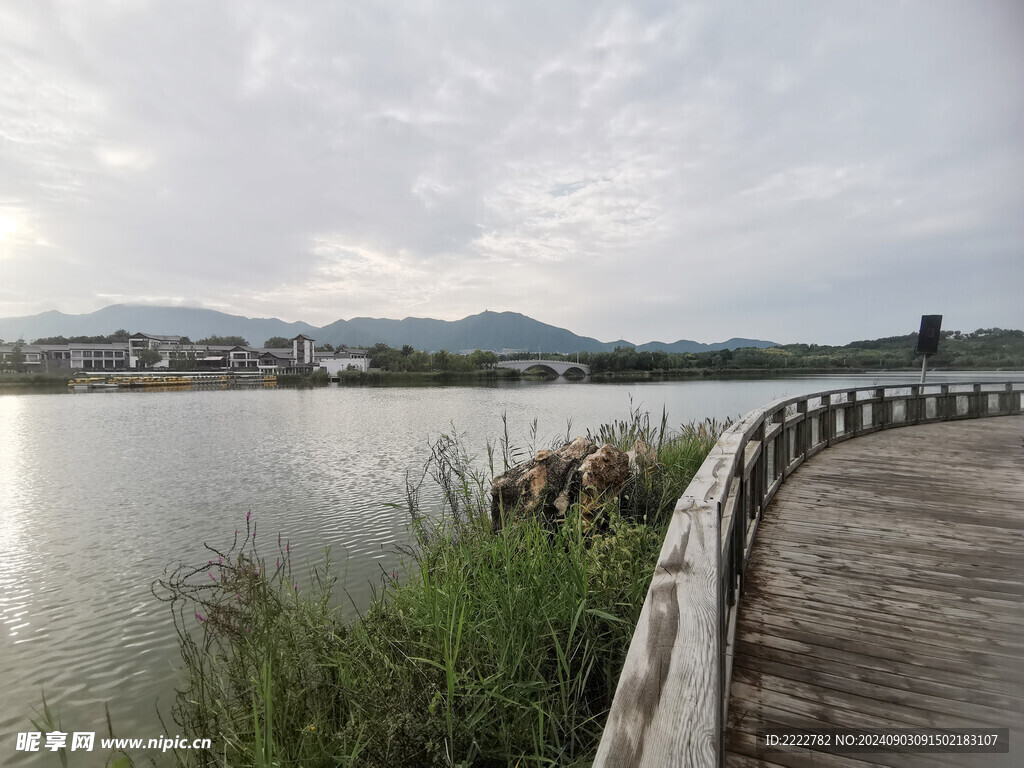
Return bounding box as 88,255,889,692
0,1,1020,343
95,145,156,171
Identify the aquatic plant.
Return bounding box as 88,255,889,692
156,411,726,767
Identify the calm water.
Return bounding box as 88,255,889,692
1,372,1020,759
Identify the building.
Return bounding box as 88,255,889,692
0,342,128,372
317,347,370,375
3,332,372,376
127,333,185,369
0,343,44,371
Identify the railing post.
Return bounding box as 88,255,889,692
973,383,983,418
847,390,859,435
756,419,767,519
733,478,743,605
794,403,802,456
822,394,832,443
939,384,950,421
775,411,785,480
874,388,886,429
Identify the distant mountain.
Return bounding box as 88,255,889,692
638,337,778,354
0,305,778,354
0,305,319,346
317,310,614,353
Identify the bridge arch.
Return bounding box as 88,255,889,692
495,359,591,378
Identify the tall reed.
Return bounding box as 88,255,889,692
156,411,727,767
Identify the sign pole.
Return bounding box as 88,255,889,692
915,315,941,386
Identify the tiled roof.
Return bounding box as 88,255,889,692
131,333,183,342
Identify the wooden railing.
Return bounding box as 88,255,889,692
593,381,1023,768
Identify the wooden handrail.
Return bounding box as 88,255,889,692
593,381,1023,768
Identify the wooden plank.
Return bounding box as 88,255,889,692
738,609,1024,678
735,625,1024,694
750,531,1024,586
721,477,740,555
805,443,827,460
783,455,804,478
733,638,1024,711
753,516,1024,563
763,501,1024,546
776,494,1024,530
742,564,1024,622
744,441,762,480
749,537,1024,592
736,599,1024,659
768,491,1024,533
594,426,747,767
748,527,1024,584
742,577,1024,631
746,550,1024,602
726,415,1024,768
726,702,1008,768
731,669,1007,730
731,653,1016,726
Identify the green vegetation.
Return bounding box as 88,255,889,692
0,372,70,388
196,336,250,347
362,343,499,373
32,329,133,344
274,372,330,387
134,347,163,369
157,412,724,767
518,327,1024,375
263,337,291,348
0,340,25,372
334,368,521,385
169,343,200,370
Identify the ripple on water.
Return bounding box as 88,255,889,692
8,377,1019,739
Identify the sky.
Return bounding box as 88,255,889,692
0,1,1021,346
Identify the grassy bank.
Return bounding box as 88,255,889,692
334,368,522,385
588,366,873,381
0,372,72,388
156,413,724,767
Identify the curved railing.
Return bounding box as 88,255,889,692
593,381,1023,768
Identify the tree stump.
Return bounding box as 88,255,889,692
490,437,630,531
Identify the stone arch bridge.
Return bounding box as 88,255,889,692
496,359,590,377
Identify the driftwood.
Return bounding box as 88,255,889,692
490,437,631,530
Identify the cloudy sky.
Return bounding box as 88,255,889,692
1,1,1021,345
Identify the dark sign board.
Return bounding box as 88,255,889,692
915,314,942,356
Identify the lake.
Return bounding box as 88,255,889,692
1,372,1020,759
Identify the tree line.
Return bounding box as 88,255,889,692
522,328,1024,373
7,327,1022,375
363,343,498,373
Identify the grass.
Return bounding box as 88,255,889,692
154,410,726,767
334,369,523,385
0,372,72,388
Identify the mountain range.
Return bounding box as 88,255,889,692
0,305,778,354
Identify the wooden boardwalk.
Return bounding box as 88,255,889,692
724,415,1024,768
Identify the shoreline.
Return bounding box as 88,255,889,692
4,366,1022,392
